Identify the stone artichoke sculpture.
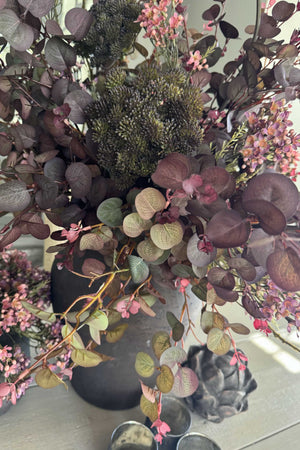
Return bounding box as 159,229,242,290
184,345,257,423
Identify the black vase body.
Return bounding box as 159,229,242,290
51,255,200,410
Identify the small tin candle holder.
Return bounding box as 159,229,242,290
176,432,221,450
109,420,157,450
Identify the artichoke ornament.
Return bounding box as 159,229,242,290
184,345,257,423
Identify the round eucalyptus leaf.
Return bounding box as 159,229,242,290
35,367,64,389
135,188,166,220
18,0,55,18
135,352,155,378
97,197,123,227
0,180,31,212
207,328,231,356
170,367,199,397
206,210,250,248
128,255,149,284
44,157,66,182
123,213,152,238
137,238,164,262
45,37,76,71
151,332,171,360
156,365,174,393
187,233,217,267
65,162,92,198
151,153,191,190
0,9,34,51
65,7,93,41
64,89,93,124
150,221,183,250
267,248,300,292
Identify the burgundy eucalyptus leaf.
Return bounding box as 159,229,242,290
60,204,86,228
208,267,235,290
40,70,53,98
65,7,93,41
0,9,34,51
43,110,66,137
0,180,31,212
65,162,92,199
200,166,235,199
187,197,227,220
243,199,286,235
34,175,59,209
266,247,300,292
18,0,55,18
64,90,93,124
0,226,22,251
19,94,31,119
194,35,216,54
45,37,76,71
187,233,217,267
206,209,251,248
11,124,36,150
227,76,247,101
213,286,239,302
51,78,70,106
45,19,63,36
0,134,12,156
242,294,265,318
202,4,220,20
219,20,239,39
82,258,106,277
151,153,191,190
242,172,299,220
272,1,295,21
227,257,256,282
69,138,87,159
44,157,66,182
191,69,211,89
258,16,280,38
34,150,59,164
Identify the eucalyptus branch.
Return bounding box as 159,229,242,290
267,324,300,353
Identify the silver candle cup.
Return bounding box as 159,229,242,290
176,432,221,450
146,396,191,449
109,420,158,450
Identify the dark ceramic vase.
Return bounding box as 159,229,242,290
51,255,201,410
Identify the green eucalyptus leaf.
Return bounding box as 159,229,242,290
135,352,155,378
61,323,85,349
71,349,103,367
123,213,152,238
166,311,185,342
140,395,158,422
128,255,149,284
137,239,164,262
135,188,166,220
156,365,174,393
151,331,171,359
97,197,123,227
106,323,128,343
150,221,183,250
21,301,56,323
86,310,109,331
35,367,65,389
207,328,231,355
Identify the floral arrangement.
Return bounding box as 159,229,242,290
0,248,70,407
0,0,299,436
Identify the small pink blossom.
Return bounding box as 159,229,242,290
175,277,190,293
116,297,141,319
253,318,272,335
61,223,91,243
151,418,171,444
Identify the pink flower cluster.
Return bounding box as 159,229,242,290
0,249,51,337
0,345,32,407
241,99,300,180
259,280,300,332
137,0,184,47
186,50,208,72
